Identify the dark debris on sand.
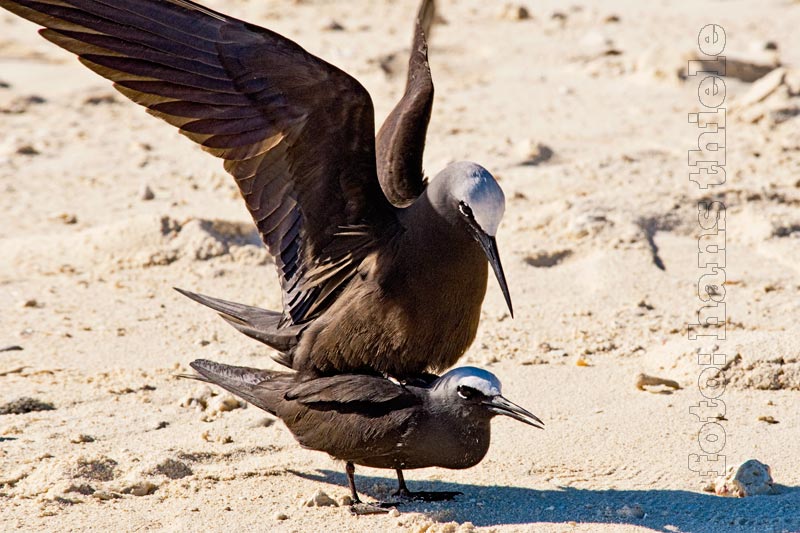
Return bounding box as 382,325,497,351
0,397,55,415
72,457,118,482
149,459,193,480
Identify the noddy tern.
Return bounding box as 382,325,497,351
0,0,513,379
185,360,543,510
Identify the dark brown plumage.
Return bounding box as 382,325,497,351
1,0,513,379
375,0,435,207
186,359,543,506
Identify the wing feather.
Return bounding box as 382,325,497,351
375,0,435,207
1,0,401,324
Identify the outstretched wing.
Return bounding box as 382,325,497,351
0,0,398,324
375,0,435,207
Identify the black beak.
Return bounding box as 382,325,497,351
484,395,544,429
474,231,514,318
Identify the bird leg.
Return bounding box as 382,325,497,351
345,462,360,503
346,462,391,515
392,469,463,502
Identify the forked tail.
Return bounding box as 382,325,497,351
183,359,293,416
175,288,302,367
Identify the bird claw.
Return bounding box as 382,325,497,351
392,489,463,502
349,502,393,515
349,490,463,515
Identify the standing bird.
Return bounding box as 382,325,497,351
0,0,513,379
185,359,543,508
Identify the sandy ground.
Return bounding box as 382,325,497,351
1,0,800,531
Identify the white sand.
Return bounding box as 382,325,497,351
1,1,799,531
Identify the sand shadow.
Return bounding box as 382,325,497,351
291,469,800,531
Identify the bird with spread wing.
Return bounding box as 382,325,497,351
0,0,513,379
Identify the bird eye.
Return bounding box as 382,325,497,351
458,201,474,219
457,385,477,399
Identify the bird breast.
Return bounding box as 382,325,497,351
299,222,489,377
381,417,492,471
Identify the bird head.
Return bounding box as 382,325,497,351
429,161,513,317
432,367,543,429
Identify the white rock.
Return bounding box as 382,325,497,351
736,67,786,108
497,4,530,21
304,489,338,507
515,139,554,165
784,68,800,95
206,394,243,416
69,433,95,444
120,480,158,497
714,459,776,497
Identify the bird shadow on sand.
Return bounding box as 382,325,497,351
291,469,800,531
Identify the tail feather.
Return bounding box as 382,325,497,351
187,359,293,415
175,288,302,364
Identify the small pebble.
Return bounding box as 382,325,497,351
123,481,158,497
66,483,95,495
516,139,554,165
735,67,786,107
139,184,155,201
274,512,289,520
635,373,681,392
616,504,645,519
180,385,214,410
252,417,275,428
498,3,530,21
206,394,243,416
323,19,344,31
70,434,95,444
15,144,39,155
83,92,117,105
304,489,338,507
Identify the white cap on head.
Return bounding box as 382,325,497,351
448,162,505,236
